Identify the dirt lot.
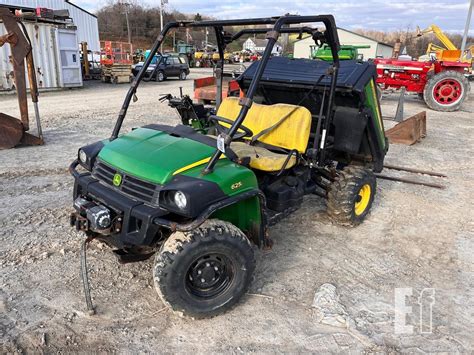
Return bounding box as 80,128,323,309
1,69,473,353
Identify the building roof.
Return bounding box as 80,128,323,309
66,0,97,18
339,27,393,47
246,38,282,48
293,27,393,48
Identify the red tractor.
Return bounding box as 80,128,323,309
374,58,470,112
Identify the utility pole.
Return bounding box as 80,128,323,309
461,0,473,53
160,0,168,52
120,1,131,44
124,4,131,44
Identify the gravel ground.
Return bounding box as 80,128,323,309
1,69,473,353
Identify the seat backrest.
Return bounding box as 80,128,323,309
216,97,312,153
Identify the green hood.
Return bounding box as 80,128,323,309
98,127,217,184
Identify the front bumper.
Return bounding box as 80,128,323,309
70,160,168,248
70,160,267,249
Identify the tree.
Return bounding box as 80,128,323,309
96,2,216,51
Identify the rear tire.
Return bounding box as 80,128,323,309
423,70,469,112
153,219,255,318
327,166,376,226
179,70,187,80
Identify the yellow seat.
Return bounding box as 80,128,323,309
217,97,312,172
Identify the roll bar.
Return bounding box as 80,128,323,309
110,14,341,171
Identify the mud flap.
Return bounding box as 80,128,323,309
332,107,368,154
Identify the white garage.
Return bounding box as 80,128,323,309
294,27,393,60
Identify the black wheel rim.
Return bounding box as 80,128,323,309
185,253,234,299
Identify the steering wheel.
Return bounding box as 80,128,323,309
209,115,253,140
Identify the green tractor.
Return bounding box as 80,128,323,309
311,43,371,61
70,15,388,318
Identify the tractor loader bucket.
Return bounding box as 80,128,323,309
0,113,43,149
383,88,427,145
385,111,427,145
0,8,43,150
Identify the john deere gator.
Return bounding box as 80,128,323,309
69,15,388,318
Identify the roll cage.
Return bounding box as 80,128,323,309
111,15,341,173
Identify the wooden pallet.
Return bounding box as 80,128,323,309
101,64,131,84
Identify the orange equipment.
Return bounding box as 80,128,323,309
100,41,133,65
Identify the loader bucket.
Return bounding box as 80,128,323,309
0,8,43,150
0,113,24,149
0,113,43,149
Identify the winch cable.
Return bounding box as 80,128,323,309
81,237,96,315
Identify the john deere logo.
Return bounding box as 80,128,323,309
113,173,122,187
231,181,242,190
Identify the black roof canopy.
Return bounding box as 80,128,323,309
238,57,376,93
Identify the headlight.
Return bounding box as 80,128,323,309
79,149,87,164
76,141,105,171
173,191,187,209
159,190,189,214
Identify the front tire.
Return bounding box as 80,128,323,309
153,219,255,318
423,70,469,112
156,70,165,82
327,166,376,226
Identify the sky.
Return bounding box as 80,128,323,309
74,0,473,34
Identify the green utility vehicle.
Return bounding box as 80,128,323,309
70,15,388,318
311,44,371,61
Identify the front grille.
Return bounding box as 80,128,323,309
93,160,159,204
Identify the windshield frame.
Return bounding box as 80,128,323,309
110,15,341,173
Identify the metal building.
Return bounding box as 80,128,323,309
1,0,99,51
293,28,394,60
